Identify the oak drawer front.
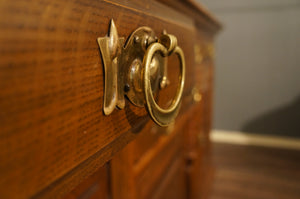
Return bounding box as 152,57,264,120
131,101,194,166
0,0,195,198
62,164,109,199
110,118,187,199
184,30,215,153
150,156,187,199
110,93,194,199
135,128,183,199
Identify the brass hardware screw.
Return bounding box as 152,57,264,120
124,84,130,92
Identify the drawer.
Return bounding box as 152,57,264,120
62,164,109,199
184,29,216,155
0,0,197,198
150,156,187,199
135,127,183,199
185,145,214,199
110,116,187,199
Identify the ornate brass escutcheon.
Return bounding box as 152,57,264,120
97,19,185,126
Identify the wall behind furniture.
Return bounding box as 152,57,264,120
198,0,300,137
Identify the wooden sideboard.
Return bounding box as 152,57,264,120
0,0,221,198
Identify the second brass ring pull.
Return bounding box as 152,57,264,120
144,43,185,126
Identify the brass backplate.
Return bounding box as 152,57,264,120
97,19,185,127
97,20,166,114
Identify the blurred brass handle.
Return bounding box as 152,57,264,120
144,40,185,126
97,19,185,126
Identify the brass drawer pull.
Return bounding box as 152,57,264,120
97,20,185,126
144,36,185,126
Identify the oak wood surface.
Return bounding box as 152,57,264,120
62,164,109,199
110,107,193,199
0,0,198,198
183,29,216,199
211,143,300,199
150,155,187,199
0,0,220,198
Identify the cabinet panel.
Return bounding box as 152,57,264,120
63,164,109,199
0,1,196,198
0,0,221,198
111,112,190,199
150,156,187,199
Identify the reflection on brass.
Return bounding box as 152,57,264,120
97,19,185,126
144,32,185,126
97,20,125,115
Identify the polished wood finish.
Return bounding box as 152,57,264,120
186,108,214,199
158,0,221,33
111,109,191,199
183,28,216,199
211,143,300,199
150,156,187,199
0,0,220,198
63,164,109,199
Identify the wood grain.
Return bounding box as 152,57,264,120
0,0,220,198
150,156,187,199
62,164,109,199
0,0,198,198
211,143,300,199
110,108,192,199
182,28,216,199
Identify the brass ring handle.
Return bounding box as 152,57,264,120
144,43,185,126
98,19,185,127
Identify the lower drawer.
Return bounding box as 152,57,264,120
0,0,195,198
110,111,188,199
150,156,187,199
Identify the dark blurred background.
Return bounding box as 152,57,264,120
198,0,300,138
